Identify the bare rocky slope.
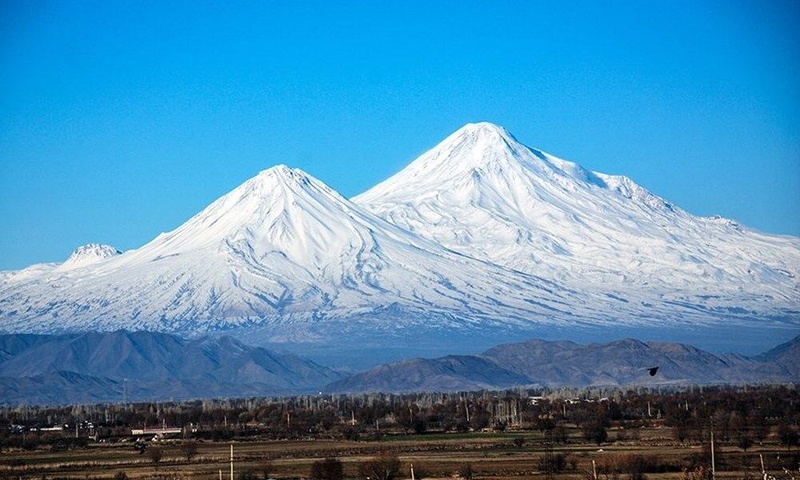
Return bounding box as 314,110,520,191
0,331,342,405
1,332,797,405
325,335,800,393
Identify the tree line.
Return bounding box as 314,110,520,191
1,384,798,450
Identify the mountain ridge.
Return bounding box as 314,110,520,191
0,330,343,404
1,331,797,405
326,334,800,394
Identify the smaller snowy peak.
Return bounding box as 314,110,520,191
126,164,383,268
255,164,308,184
243,164,304,192
241,165,341,203
58,244,121,271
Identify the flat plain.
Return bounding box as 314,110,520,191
1,423,797,479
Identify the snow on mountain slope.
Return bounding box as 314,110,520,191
0,165,627,339
354,122,800,315
0,124,797,358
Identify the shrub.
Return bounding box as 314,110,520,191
458,463,475,480
148,446,163,466
538,452,567,474
311,457,344,480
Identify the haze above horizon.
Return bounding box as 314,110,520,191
1,1,798,270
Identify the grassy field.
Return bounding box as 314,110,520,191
1,426,796,480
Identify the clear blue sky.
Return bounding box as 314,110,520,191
1,0,798,270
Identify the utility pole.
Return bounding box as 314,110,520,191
710,430,716,480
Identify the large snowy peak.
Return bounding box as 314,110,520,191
354,122,672,268
354,123,800,309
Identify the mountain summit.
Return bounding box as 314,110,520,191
356,121,678,270
355,122,799,306
1,123,798,361
355,122,600,189
57,244,121,271
130,164,377,266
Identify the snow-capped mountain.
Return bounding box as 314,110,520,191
0,164,612,343
0,123,797,361
355,122,799,315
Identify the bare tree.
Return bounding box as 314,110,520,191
458,463,475,480
148,446,163,467
777,422,799,450
181,441,198,462
359,454,402,480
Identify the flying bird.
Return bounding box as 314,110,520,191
647,367,659,376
